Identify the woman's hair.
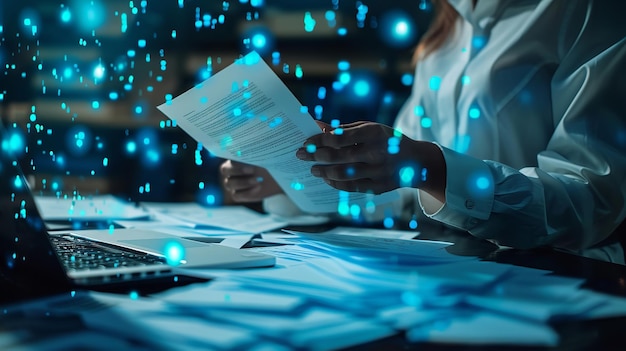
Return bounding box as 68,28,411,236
413,0,459,62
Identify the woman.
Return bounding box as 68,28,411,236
221,0,626,263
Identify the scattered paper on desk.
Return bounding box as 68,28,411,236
34,195,149,221
156,51,397,213
142,202,287,233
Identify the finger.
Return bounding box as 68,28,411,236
223,175,263,192
297,143,387,164
221,161,257,177
231,186,265,203
305,122,383,149
311,163,393,181
315,120,331,132
324,178,394,195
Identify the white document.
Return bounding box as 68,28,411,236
157,51,397,213
34,194,150,221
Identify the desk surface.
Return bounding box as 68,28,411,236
2,221,626,351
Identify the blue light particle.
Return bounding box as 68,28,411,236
409,219,418,229
383,217,394,228
338,61,350,71
251,33,266,49
306,144,316,153
60,9,72,23
317,87,327,100
469,107,481,119
472,36,487,49
126,141,137,153
399,166,415,186
429,76,441,91
476,176,490,190
295,64,303,79
350,204,361,217
304,12,316,32
138,39,146,48
337,27,347,36
421,117,432,128
401,73,413,86
91,101,100,109
291,181,304,191
129,291,139,300
339,72,351,84
414,105,425,117
338,201,350,216
353,80,370,97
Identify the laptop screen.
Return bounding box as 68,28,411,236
0,122,72,306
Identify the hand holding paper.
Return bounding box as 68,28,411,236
157,51,396,213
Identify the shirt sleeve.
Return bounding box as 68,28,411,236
420,3,626,253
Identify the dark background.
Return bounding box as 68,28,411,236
0,0,434,205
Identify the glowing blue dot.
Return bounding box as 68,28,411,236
383,217,394,228
304,12,316,32
306,144,316,153
421,117,432,128
61,9,72,23
334,128,344,135
63,67,73,79
251,33,266,49
317,87,327,100
350,204,361,217
414,105,425,117
353,80,370,97
103,157,108,166
331,119,340,128
393,20,410,37
129,291,139,300
109,92,119,100
14,176,23,188
337,27,347,36
472,36,486,49
476,176,490,190
93,65,105,79
91,101,100,109
461,75,471,85
339,72,351,84
325,11,336,21
429,76,441,91
469,108,481,119
291,181,304,191
338,61,350,71
138,39,146,48
338,202,350,216
399,166,415,186
409,219,418,229
127,50,136,57
126,141,137,153
206,194,216,205
401,73,413,86
135,105,143,114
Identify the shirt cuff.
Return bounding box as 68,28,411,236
418,145,495,230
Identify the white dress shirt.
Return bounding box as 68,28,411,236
265,0,626,263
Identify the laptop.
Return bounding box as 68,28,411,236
0,122,275,304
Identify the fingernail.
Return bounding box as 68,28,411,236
296,148,310,160
311,167,321,177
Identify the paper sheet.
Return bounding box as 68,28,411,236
157,51,397,213
34,195,150,221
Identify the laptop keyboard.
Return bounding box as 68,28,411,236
50,235,167,272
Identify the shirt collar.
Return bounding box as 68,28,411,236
446,0,503,30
